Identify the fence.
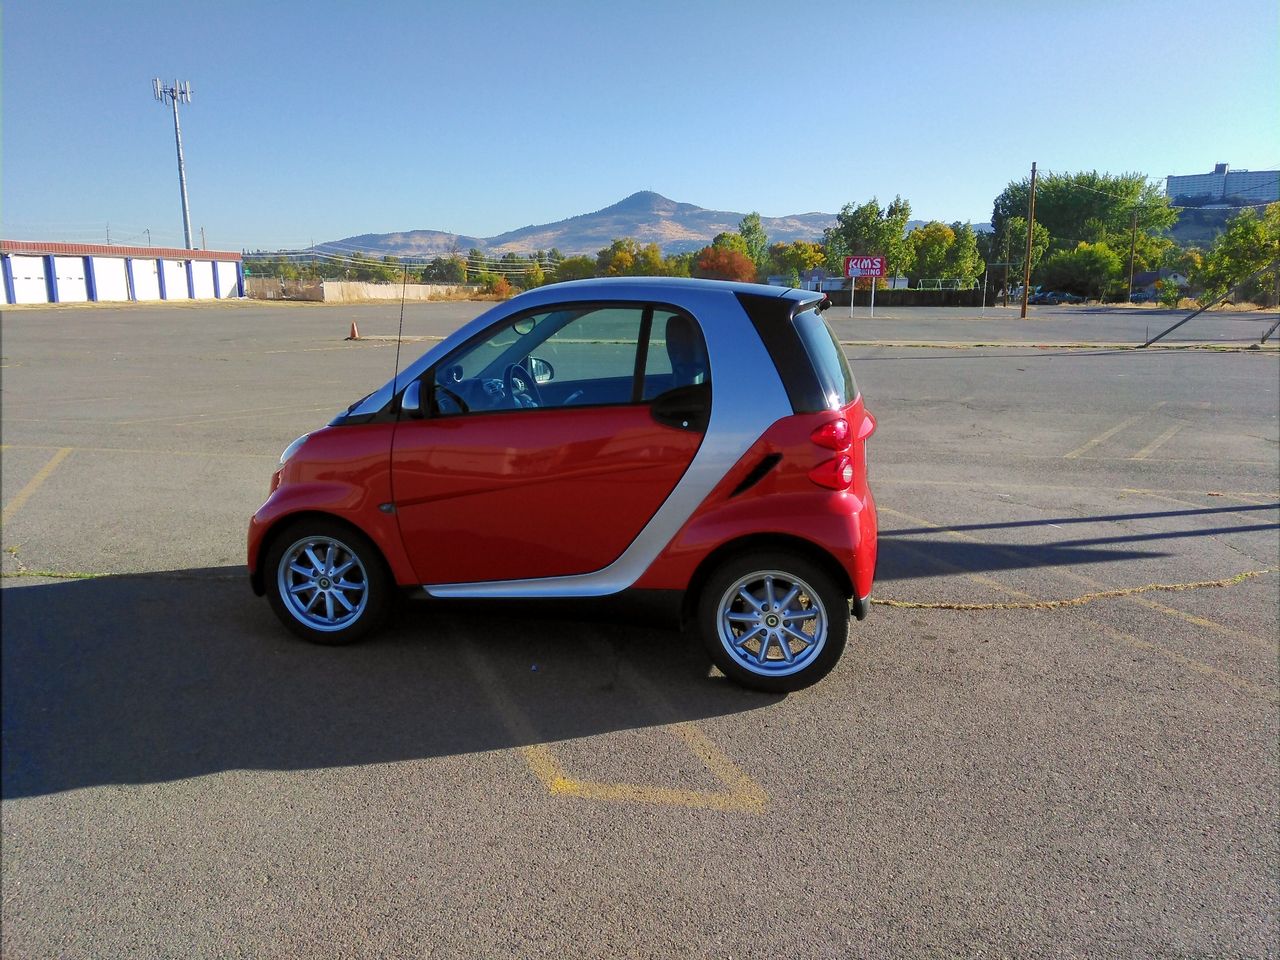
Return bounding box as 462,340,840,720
246,278,480,302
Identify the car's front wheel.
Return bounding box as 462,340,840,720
697,552,849,693
264,519,390,645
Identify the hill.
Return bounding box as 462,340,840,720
317,191,837,257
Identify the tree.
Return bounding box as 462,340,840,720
551,255,595,282
1194,203,1280,302
990,171,1177,259
711,232,750,256
945,223,984,282
596,238,638,275
823,196,913,278
466,248,487,281
421,256,465,284
989,216,1050,289
633,242,664,275
765,241,826,280
523,261,546,289
907,222,956,282
738,212,769,267
1039,241,1123,299
694,246,757,282
662,251,696,278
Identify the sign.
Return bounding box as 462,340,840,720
843,255,885,278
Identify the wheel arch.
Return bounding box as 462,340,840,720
679,532,854,630
251,510,393,596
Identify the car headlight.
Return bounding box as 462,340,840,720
279,434,309,466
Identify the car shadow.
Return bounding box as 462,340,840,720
1,568,775,800
875,503,1280,583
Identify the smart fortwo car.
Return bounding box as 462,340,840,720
248,277,877,691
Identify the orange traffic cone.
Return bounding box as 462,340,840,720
346,321,360,341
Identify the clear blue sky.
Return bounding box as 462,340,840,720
4,0,1278,251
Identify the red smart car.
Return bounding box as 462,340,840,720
248,278,876,691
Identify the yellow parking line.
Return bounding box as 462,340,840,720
1102,628,1277,702
463,641,766,811
1063,402,1166,459
2,447,72,525
880,505,1275,649
1130,424,1184,460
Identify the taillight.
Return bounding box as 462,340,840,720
810,418,851,451
809,456,854,490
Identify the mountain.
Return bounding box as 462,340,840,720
316,191,837,258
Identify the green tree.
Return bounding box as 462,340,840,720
523,260,546,289
990,171,1177,258
765,241,826,280
907,222,956,282
823,196,913,278
945,222,985,282
596,238,639,275
662,251,696,278
738,212,769,267
466,248,487,281
710,232,750,256
1194,203,1280,302
633,242,664,275
552,255,595,281
990,216,1050,289
1039,241,1123,299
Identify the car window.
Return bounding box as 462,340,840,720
793,309,857,408
432,305,650,416
643,310,708,400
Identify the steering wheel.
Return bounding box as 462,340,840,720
503,362,542,408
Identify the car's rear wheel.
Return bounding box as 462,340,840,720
264,519,390,645
697,552,849,693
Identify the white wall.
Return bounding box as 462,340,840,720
132,259,161,301
94,257,130,302
53,256,88,302
10,255,48,304
160,259,189,299
191,260,216,299
215,260,239,297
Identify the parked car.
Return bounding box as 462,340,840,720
248,278,878,692
1030,290,1065,305
1129,291,1153,303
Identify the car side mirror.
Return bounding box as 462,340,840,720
401,379,424,418
528,356,554,384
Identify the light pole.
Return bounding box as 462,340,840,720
152,78,194,250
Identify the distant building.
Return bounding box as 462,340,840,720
1131,269,1189,298
1166,163,1279,206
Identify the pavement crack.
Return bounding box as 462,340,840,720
873,568,1275,611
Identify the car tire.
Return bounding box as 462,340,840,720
264,518,391,645
696,551,849,693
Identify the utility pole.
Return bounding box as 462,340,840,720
1002,232,1010,307
145,228,151,247
1127,209,1138,302
1020,161,1037,319
200,226,207,250
152,78,195,250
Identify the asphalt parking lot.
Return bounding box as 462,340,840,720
2,298,1278,958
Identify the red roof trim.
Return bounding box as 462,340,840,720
1,240,241,262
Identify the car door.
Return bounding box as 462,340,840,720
390,302,709,585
